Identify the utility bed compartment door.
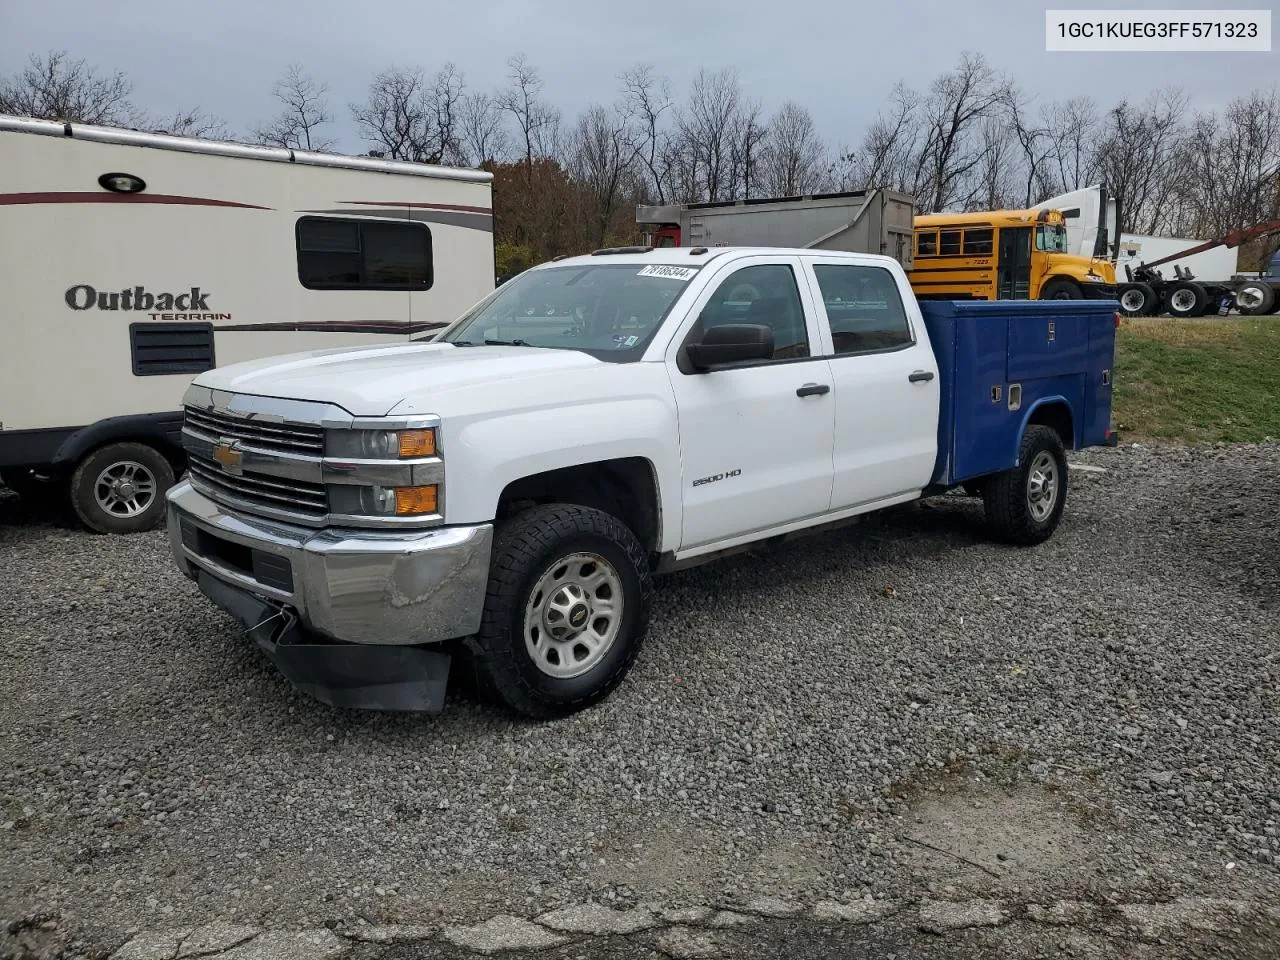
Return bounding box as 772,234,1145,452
1006,313,1089,381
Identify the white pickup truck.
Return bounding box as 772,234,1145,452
167,246,1118,717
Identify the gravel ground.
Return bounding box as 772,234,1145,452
1,442,1277,953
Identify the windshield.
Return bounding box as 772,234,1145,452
1035,224,1069,254
437,263,699,361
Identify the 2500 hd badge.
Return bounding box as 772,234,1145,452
692,468,742,488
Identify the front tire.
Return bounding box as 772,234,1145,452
982,426,1068,546
70,442,175,534
1039,279,1081,300
466,504,652,719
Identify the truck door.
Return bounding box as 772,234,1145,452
803,258,939,511
666,257,836,550
997,226,1033,299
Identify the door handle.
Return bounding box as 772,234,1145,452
796,383,830,397
908,370,935,383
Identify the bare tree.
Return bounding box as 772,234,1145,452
1041,96,1099,192
845,83,922,192
620,64,673,203
459,91,509,166
256,64,334,151
760,101,826,196
568,103,642,245
1176,90,1280,242
727,99,767,199
673,68,743,201
1091,88,1188,233
1004,90,1053,206
350,64,467,164
427,63,466,165
498,55,559,176
912,53,1012,211
148,107,228,139
0,51,137,124
974,117,1017,209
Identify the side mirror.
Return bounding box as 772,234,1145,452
685,323,774,371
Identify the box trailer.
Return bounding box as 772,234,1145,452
0,115,495,533
636,189,916,268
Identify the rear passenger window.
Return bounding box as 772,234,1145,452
813,264,913,355
939,230,962,256
297,216,433,290
963,228,994,255
916,231,937,256
693,263,809,362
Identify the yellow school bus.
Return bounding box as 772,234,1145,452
910,208,1116,301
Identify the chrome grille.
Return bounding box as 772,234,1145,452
183,405,325,456
187,456,327,521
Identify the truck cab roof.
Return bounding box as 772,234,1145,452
542,246,904,271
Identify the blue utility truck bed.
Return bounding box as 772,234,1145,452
922,299,1118,488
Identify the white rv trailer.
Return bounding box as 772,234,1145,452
0,115,495,533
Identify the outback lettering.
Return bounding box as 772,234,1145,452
65,284,211,312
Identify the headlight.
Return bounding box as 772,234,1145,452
327,428,436,459
329,483,439,517
1084,275,1105,283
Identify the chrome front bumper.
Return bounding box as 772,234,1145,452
166,481,493,646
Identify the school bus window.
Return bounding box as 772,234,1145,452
963,228,993,255
916,231,937,256
939,230,962,256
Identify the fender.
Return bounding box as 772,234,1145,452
444,396,683,554
1013,395,1077,463
51,411,186,467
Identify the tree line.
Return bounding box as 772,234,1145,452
3,50,1278,272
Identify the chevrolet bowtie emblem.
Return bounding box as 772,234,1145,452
212,439,244,474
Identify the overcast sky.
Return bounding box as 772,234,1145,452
2,0,1272,153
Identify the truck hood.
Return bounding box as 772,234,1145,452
194,342,606,416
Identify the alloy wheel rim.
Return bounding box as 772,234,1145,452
523,552,624,679
93,460,157,518
1026,451,1059,522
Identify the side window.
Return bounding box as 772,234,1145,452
813,264,914,355
297,217,433,290
916,231,938,256
693,263,809,361
939,230,962,256
963,228,994,255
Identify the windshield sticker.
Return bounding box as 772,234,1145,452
636,264,698,281
611,334,641,348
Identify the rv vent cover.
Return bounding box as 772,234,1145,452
129,322,216,376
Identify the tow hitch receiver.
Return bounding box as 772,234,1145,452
196,573,451,712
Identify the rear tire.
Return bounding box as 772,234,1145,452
1164,281,1208,319
982,426,1068,546
465,504,652,719
1039,279,1081,300
1234,281,1276,316
70,442,174,534
1118,282,1158,317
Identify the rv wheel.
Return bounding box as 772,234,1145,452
70,442,175,535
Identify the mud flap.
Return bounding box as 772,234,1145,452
196,573,451,712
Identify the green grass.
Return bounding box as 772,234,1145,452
1114,317,1280,443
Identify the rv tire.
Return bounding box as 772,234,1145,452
70,442,175,535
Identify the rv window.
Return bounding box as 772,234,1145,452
296,217,433,290
962,228,993,255
916,231,937,256
939,230,962,256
